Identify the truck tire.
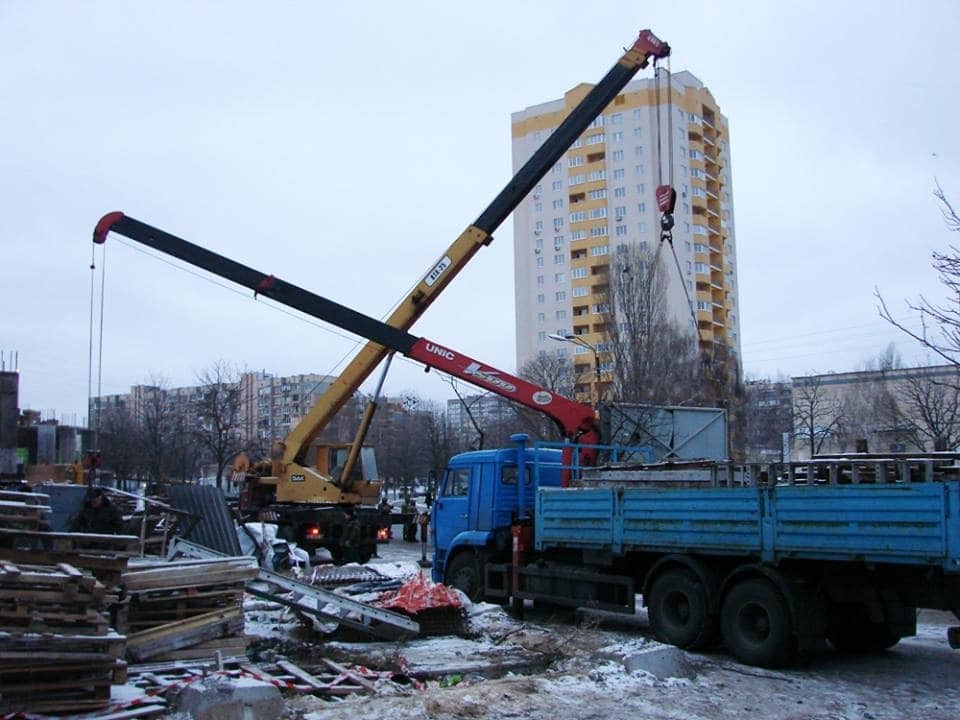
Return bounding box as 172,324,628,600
445,553,482,601
648,568,717,649
827,604,901,653
721,578,795,668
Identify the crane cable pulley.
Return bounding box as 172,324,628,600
653,57,701,342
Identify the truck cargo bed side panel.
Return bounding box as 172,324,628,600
620,488,761,555
771,483,953,567
536,488,615,551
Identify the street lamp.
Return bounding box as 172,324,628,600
548,333,600,406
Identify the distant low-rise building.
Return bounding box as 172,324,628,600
791,364,960,459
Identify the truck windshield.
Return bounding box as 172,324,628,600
442,468,471,496
501,465,532,485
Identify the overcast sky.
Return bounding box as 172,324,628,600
2,1,959,424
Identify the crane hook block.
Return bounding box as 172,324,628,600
93,212,126,244
655,185,676,214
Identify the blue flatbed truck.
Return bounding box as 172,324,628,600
432,435,960,667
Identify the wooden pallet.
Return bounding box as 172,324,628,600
0,529,139,588
0,561,115,635
126,607,244,662
0,632,129,713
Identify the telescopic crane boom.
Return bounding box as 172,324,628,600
93,214,601,463
267,30,668,471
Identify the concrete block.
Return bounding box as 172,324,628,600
175,676,282,720
620,644,695,680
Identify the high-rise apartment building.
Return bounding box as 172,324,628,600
512,71,740,398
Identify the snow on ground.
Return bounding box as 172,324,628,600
244,538,960,720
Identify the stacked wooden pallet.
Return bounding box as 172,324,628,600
0,490,51,532
0,561,126,714
121,557,259,662
0,528,140,588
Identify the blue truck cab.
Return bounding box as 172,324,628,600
432,435,561,593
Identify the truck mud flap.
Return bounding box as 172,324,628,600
515,565,635,613
167,485,242,556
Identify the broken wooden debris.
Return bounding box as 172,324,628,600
125,606,245,662
127,654,402,700
169,537,419,639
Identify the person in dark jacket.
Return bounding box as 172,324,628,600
340,507,361,564
71,488,124,534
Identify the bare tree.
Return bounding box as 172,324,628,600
516,354,576,443
135,375,182,485
792,376,844,457
878,182,960,366
893,367,960,451
97,405,142,489
740,377,793,462
194,360,244,489
605,242,701,405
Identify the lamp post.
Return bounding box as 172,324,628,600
548,333,600,406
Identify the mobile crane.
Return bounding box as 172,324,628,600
93,30,669,561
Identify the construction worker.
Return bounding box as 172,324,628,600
70,488,124,534
340,507,361,564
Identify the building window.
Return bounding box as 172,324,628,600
587,188,607,200
537,312,546,322
634,164,645,176
552,198,564,209
586,133,605,145
535,220,543,231
554,253,565,264
552,180,563,191
635,145,644,156
615,225,628,236
613,168,625,180
588,207,607,219
590,245,609,256
568,155,585,167
571,267,588,279
587,170,606,182
633,126,643,137
612,149,624,161
569,210,586,222
614,205,626,219
614,186,626,198
554,217,564,230
589,226,608,237
556,309,567,320
568,174,585,186
588,116,604,129
612,131,623,142
537,275,545,285
536,256,544,268
637,202,646,213
554,235,565,246
538,331,546,341
572,286,588,297
695,262,707,273
555,272,567,284
537,293,545,303
610,113,623,125
571,230,586,240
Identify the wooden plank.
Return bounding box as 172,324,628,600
276,660,327,690
321,657,378,692
126,607,243,662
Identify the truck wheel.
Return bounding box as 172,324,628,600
721,578,795,668
445,553,482,601
648,568,717,649
827,605,901,653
